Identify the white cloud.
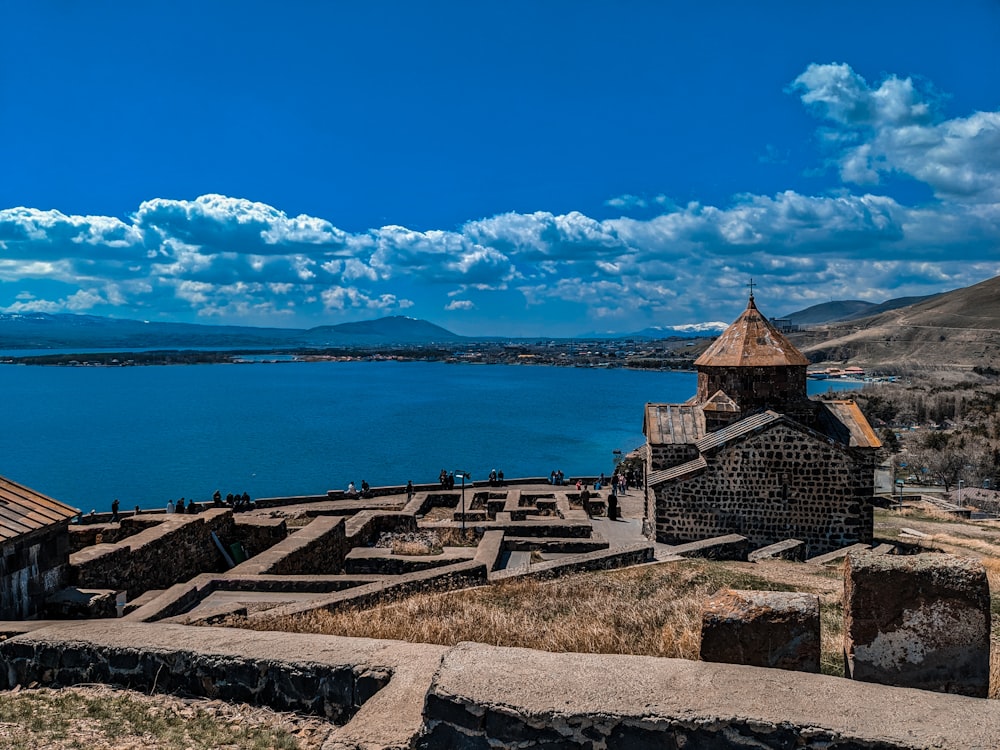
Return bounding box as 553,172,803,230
791,62,1000,202
1,61,999,332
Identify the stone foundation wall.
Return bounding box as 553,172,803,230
70,509,236,598
654,423,874,555
0,524,71,619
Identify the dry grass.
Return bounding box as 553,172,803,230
0,685,326,749
249,560,818,663
391,539,442,556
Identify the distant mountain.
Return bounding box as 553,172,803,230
781,300,877,325
296,316,463,345
0,313,463,350
790,276,1000,368
782,294,941,326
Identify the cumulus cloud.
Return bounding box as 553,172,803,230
791,62,1000,202
1,62,998,332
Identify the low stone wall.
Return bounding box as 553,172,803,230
491,543,653,582
344,548,476,575
4,623,1000,749
344,510,418,547
70,509,237,598
0,621,411,727
68,515,160,552
230,516,349,576
231,516,288,559
420,642,1000,749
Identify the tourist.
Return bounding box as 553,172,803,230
166,499,175,514
347,482,357,498
406,480,414,501
134,505,140,515
361,480,370,498
581,487,591,516
176,497,186,514
187,500,197,514
608,492,619,521
550,470,557,485
557,470,564,485
575,479,582,491
498,469,504,486
213,489,222,506
110,498,120,523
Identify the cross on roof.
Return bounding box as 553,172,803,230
748,278,756,300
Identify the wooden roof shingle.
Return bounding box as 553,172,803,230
0,475,80,542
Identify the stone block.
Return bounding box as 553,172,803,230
700,589,821,672
844,551,991,697
747,538,805,562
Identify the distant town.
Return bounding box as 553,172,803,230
0,338,708,369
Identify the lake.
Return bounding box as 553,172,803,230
0,361,861,512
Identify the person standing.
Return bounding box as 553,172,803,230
110,498,120,523
406,480,414,501
166,499,175,514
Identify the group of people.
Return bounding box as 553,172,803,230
438,469,456,489
549,470,566,485
488,468,504,486
346,480,373,499
165,490,252,515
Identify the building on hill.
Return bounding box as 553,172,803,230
0,474,79,619
643,293,881,555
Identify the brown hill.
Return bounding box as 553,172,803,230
787,274,1000,371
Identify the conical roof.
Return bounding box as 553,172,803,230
694,296,810,367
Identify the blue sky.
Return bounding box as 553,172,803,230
1,2,999,337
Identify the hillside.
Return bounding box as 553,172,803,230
789,275,1000,370
781,294,940,326
0,313,463,350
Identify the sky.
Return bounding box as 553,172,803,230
1,2,999,337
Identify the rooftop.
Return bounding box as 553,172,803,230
0,475,80,542
694,295,810,368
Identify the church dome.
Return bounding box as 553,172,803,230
694,295,809,368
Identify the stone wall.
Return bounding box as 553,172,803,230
230,516,349,576
231,516,287,559
3,623,1000,749
420,642,1000,749
70,509,237,598
648,443,700,473
0,523,71,619
696,364,808,416
653,422,874,555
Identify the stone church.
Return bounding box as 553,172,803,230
643,293,880,556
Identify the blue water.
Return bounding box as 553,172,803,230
0,362,861,511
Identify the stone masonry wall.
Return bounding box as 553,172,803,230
654,423,874,555
697,365,808,415
0,524,71,620
648,443,700,473
71,509,237,598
